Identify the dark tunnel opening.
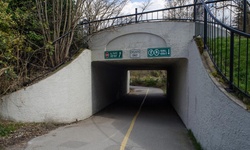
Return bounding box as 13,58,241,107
91,58,188,117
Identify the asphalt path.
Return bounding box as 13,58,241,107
25,86,194,150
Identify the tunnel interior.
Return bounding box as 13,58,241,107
91,58,188,121
90,58,192,150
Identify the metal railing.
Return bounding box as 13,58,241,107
83,4,196,34
82,0,228,34
196,0,250,98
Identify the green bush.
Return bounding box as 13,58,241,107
150,71,159,77
144,77,158,87
131,77,144,86
130,70,167,92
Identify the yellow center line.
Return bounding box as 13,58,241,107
120,88,149,150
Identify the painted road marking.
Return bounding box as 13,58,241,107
120,89,149,150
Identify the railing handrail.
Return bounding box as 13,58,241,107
200,0,250,99
84,3,197,25
84,0,250,37
202,0,250,37
84,0,230,24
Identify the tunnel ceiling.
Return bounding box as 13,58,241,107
92,58,187,70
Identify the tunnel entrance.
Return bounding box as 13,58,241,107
90,59,191,149
91,58,188,117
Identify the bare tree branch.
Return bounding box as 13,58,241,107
82,0,128,33
36,0,86,67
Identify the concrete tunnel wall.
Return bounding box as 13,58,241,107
91,62,128,114
168,59,188,124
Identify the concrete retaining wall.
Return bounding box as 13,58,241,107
0,50,92,123
179,41,250,150
166,39,250,150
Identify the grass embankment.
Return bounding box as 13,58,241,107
197,36,250,107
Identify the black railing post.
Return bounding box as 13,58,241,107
204,7,207,50
88,19,91,35
229,31,235,90
193,0,197,22
135,8,138,23
243,0,247,32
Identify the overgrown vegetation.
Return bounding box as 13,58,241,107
0,0,135,97
0,1,31,95
130,70,167,91
188,130,203,150
0,0,85,96
194,36,204,54
0,119,67,149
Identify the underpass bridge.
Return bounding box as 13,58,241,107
87,1,250,149
1,1,250,149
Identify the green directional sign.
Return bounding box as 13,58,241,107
104,50,123,59
147,47,171,57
